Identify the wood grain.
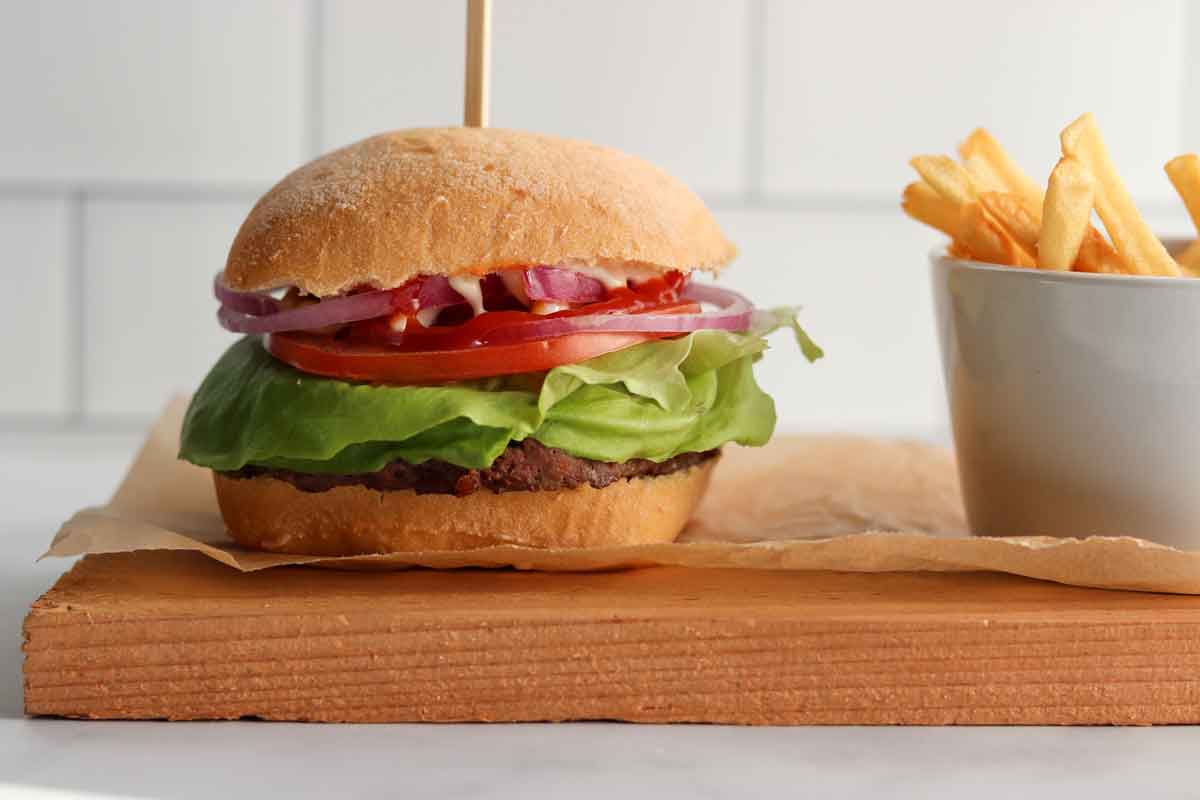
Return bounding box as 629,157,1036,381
463,0,491,127
23,552,1200,724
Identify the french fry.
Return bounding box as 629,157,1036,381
1039,157,1096,271
946,239,972,260
910,155,1036,266
960,152,1007,194
904,120,1135,274
1162,155,1200,276
1177,238,1200,273
959,128,1044,206
960,126,1122,272
909,155,977,206
1166,154,1200,235
1060,113,1181,276
959,201,1037,268
979,192,1040,253
1073,229,1126,274
901,181,959,238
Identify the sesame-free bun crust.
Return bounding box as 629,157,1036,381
223,128,736,296
213,461,716,555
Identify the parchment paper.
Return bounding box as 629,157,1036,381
43,398,1200,593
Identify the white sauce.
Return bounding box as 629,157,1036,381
416,265,666,323
531,300,568,315
498,270,530,307
554,262,663,290
448,275,486,316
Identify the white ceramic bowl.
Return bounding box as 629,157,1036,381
932,248,1200,549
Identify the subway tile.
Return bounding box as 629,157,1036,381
490,1,748,195
0,195,70,418
83,197,256,419
321,1,463,147
713,208,948,436
0,1,307,184
1184,2,1200,153
323,0,748,194
763,0,1183,202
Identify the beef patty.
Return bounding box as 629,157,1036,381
224,439,719,497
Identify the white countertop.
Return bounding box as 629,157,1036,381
1,431,1198,799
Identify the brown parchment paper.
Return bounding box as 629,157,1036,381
43,397,1200,593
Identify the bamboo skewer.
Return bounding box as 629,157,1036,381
464,0,492,127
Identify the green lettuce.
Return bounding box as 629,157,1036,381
179,315,820,473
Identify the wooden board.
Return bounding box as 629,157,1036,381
23,551,1200,725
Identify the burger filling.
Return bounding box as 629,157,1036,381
225,440,719,496
181,267,820,493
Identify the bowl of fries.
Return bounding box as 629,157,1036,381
908,113,1200,548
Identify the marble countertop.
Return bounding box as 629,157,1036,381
1,431,1196,799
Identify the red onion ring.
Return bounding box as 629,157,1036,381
217,286,400,334
477,283,753,346
213,274,281,316
413,276,466,309
217,292,396,334
524,267,607,303
214,271,744,345
215,274,468,334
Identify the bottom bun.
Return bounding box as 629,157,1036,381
213,460,716,555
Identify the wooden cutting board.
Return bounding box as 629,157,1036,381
23,551,1200,725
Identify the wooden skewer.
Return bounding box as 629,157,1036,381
464,0,491,127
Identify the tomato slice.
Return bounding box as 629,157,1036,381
346,271,690,351
267,270,694,383
266,330,670,384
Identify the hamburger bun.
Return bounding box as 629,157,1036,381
223,127,736,296
213,460,716,555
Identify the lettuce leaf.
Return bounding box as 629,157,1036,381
179,313,819,473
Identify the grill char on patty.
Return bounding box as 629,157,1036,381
225,439,719,496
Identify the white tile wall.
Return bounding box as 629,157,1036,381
763,0,1185,201
0,0,308,184
715,209,948,435
2,0,1197,435
321,2,462,149
324,0,748,195
83,198,255,419
489,0,748,196
1186,5,1200,149
0,195,71,417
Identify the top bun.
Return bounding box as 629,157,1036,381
223,127,737,296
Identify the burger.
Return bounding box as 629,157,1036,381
179,127,820,555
